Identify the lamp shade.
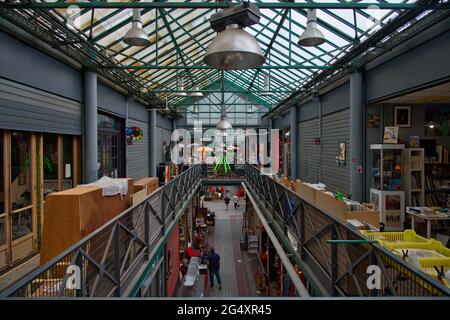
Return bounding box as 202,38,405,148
175,86,188,97
260,73,273,96
204,24,265,70
124,9,150,47
298,9,325,47
216,116,233,130
190,86,203,97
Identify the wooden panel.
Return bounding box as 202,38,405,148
0,247,7,269
11,234,34,262
132,188,147,206
134,177,159,195
40,179,133,265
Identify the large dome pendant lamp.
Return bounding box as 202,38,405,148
124,9,150,47
204,3,265,70
298,9,326,47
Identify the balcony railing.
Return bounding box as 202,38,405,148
243,164,450,297
1,165,203,298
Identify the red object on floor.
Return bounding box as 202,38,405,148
187,246,201,258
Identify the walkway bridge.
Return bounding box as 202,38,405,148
1,165,449,298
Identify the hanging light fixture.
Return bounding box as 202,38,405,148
260,72,273,97
216,71,232,130
124,9,150,47
175,53,187,96
190,86,203,97
204,3,265,70
298,9,325,47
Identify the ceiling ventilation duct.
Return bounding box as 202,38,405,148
298,9,325,47
124,9,150,46
204,3,265,70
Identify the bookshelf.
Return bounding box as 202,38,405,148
404,148,425,207
425,162,450,207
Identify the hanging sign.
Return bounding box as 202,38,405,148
126,127,144,145
314,137,321,145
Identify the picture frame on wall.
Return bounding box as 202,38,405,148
337,142,346,166
394,106,411,127
368,113,381,128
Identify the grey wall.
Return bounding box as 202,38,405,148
0,31,82,102
365,30,450,103
98,82,127,117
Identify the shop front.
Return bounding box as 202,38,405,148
0,129,81,272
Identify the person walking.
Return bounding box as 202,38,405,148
224,195,230,211
233,195,239,210
207,247,222,290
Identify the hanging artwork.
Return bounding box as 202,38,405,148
126,127,144,145
394,106,411,127
368,113,380,128
337,141,346,166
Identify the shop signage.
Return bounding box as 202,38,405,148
314,137,321,145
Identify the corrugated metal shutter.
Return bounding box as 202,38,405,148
155,126,163,164
127,118,149,180
0,78,81,134
321,109,350,195
298,118,319,183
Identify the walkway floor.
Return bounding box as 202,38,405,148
202,199,260,297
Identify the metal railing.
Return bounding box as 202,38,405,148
244,164,450,297
1,165,203,298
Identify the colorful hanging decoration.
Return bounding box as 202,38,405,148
126,127,144,145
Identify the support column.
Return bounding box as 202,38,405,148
84,71,98,183
290,106,297,181
149,109,157,177
350,69,364,201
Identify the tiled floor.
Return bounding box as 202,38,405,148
203,199,259,297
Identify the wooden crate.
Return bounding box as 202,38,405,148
40,179,133,265
134,177,159,195
294,180,317,205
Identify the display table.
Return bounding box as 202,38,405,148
406,208,450,238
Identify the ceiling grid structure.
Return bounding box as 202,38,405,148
1,0,447,122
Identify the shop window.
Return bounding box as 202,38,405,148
43,133,58,196
0,132,4,214
11,131,32,210
10,131,33,241
11,208,32,241
98,113,124,179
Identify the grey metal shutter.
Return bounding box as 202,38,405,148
163,128,171,152
127,118,149,180
298,118,319,183
321,109,350,195
0,78,81,134
155,127,163,164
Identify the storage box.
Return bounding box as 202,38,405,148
294,181,317,205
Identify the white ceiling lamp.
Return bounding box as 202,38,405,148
204,3,265,70
216,71,232,130
175,53,187,97
124,9,150,47
260,72,273,97
298,9,325,47
190,86,204,97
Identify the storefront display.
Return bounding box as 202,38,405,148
370,144,405,231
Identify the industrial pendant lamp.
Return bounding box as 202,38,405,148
216,71,232,130
190,86,203,97
175,53,187,97
260,72,273,97
298,9,325,47
204,3,265,70
124,9,150,47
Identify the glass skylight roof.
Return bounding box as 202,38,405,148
20,0,430,116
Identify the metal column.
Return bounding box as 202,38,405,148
290,106,297,181
350,70,364,201
83,70,98,183
149,109,157,177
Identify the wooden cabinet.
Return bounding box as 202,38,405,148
40,179,133,265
